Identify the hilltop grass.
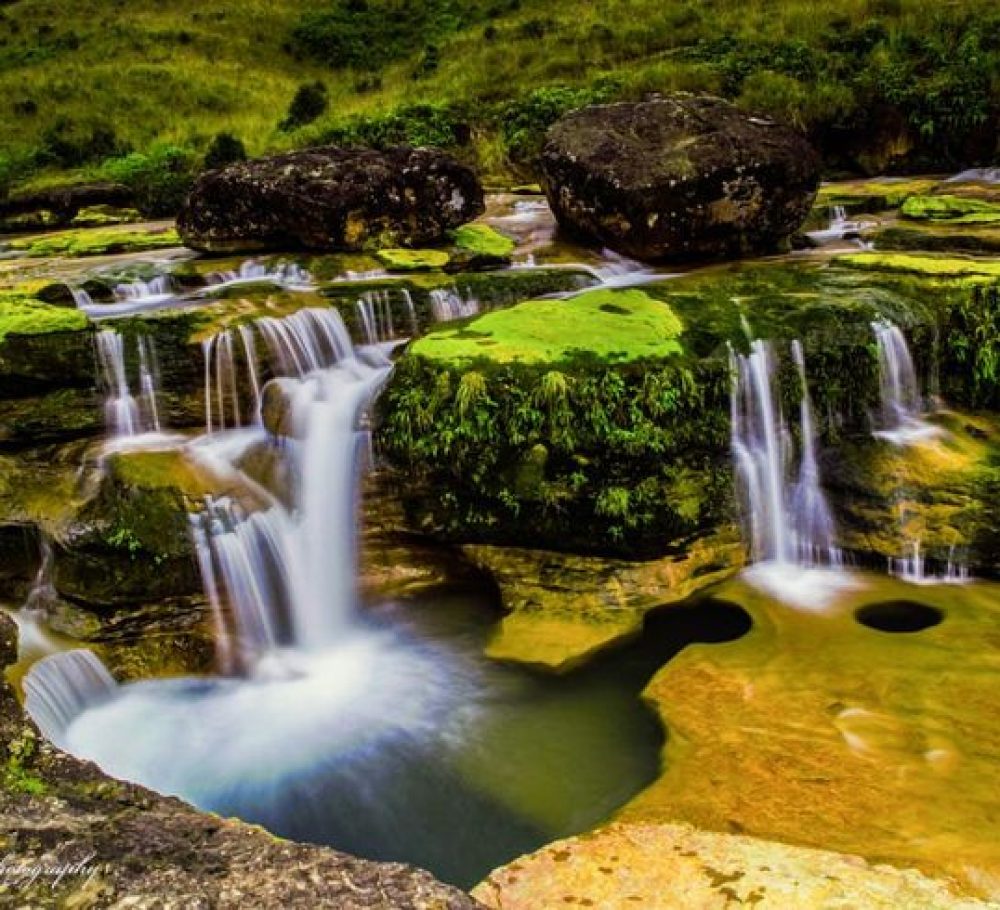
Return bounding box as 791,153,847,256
0,0,998,200
409,288,684,367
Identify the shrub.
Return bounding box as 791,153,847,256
203,132,247,171
100,145,200,216
279,81,328,132
39,117,126,168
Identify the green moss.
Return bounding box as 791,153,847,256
816,179,940,214
0,290,89,340
834,251,1000,283
868,223,1000,255
451,224,517,258
375,248,451,271
70,204,143,227
6,225,181,258
900,194,1000,224
3,728,46,796
410,288,685,367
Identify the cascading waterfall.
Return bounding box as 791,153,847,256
96,329,164,438
730,339,840,566
430,287,480,322
872,320,922,432
356,290,396,345
115,274,174,303
731,337,849,607
206,259,312,290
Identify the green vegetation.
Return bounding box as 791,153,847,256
376,248,451,271
835,251,1000,282
452,224,516,258
5,225,181,257
901,194,1000,224
409,288,685,367
3,729,46,796
0,289,89,339
1,0,997,203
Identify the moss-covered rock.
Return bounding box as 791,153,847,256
70,205,144,228
815,177,940,215
376,248,451,272
867,223,1000,255
901,193,1000,224
3,225,181,259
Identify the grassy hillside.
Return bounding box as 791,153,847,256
1,0,998,206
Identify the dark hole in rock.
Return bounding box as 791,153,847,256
855,601,943,633
599,303,630,314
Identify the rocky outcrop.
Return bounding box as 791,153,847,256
0,183,135,233
539,95,821,262
0,613,484,909
178,146,485,254
462,529,744,671
473,822,992,909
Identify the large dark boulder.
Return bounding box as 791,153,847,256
178,146,485,253
539,96,821,262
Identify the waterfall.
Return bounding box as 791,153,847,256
402,290,419,335
207,260,312,290
871,321,939,445
96,329,163,438
355,290,396,345
23,650,118,749
72,288,95,309
194,306,392,669
889,541,970,585
730,338,841,570
430,287,480,322
115,275,174,303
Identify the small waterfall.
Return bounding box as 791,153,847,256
730,339,840,568
23,536,55,612
871,321,939,445
430,287,480,322
114,275,174,302
889,541,970,585
72,287,95,309
96,329,163,438
207,260,312,290
355,290,396,344
402,290,419,335
23,650,118,749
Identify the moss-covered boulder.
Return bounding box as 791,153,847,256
901,193,1000,224
376,249,451,272
178,146,485,254
51,449,262,610
539,96,821,262
3,225,181,258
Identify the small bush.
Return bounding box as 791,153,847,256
100,145,200,216
39,117,127,168
203,132,247,171
279,81,328,132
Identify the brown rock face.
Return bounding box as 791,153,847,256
178,146,485,254
539,96,821,262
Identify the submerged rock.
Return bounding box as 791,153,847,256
178,146,485,254
539,95,821,262
474,822,992,909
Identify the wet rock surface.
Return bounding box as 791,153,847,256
539,95,821,262
473,822,992,909
178,146,485,253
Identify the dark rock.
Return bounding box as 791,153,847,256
178,146,485,254
33,281,78,307
0,182,135,232
260,377,298,438
539,95,821,262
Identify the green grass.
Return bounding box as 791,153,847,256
409,288,684,366
0,0,997,197
0,290,89,339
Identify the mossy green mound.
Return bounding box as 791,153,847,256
375,248,451,272
901,194,1000,224
451,224,516,258
6,226,181,258
409,288,684,367
0,290,89,340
